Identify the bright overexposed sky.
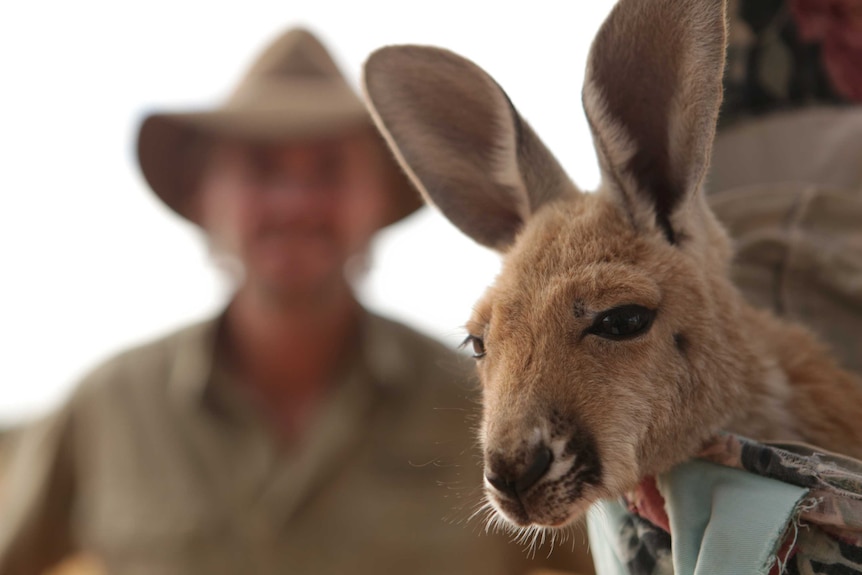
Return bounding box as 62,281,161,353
0,1,614,424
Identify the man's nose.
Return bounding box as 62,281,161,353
263,177,329,211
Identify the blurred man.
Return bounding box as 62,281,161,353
0,29,594,575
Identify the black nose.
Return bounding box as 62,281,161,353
485,446,553,499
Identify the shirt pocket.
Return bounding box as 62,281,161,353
77,458,232,558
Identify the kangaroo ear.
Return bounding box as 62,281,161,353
583,0,727,244
363,46,577,251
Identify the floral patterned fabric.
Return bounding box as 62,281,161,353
721,0,861,129
602,434,862,575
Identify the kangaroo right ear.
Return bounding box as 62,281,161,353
363,46,577,251
582,0,727,244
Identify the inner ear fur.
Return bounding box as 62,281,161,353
582,0,727,243
363,45,576,251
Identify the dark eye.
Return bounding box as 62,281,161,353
588,305,656,340
461,335,486,359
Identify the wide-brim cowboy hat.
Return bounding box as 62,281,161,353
136,28,420,227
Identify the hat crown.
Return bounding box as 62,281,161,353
228,28,349,106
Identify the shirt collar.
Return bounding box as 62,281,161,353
167,313,224,408
356,310,415,392
166,307,415,410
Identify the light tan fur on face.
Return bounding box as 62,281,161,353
362,0,862,531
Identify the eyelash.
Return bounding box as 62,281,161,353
460,335,486,359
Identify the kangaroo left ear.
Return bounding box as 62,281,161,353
363,46,578,252
582,0,728,244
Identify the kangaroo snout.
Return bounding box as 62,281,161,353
483,420,604,527
485,445,553,499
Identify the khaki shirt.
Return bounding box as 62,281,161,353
0,311,591,575
707,107,862,375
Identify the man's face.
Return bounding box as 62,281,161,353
199,130,390,299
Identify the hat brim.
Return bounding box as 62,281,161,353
137,102,421,227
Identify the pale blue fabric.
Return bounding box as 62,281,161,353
659,460,807,575
587,459,808,575
586,499,631,575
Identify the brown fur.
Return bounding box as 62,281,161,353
362,0,862,530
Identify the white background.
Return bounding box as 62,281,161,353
0,1,614,424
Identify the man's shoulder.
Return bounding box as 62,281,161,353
74,317,217,398
364,310,476,398
365,311,470,374
367,312,458,358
